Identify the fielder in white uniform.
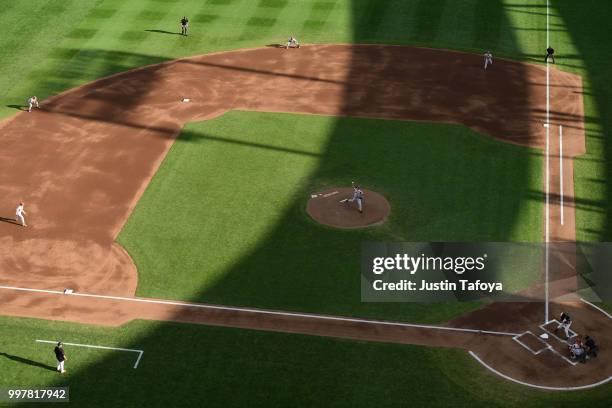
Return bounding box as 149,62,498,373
16,202,27,227
286,36,300,49
484,51,493,70
27,96,39,112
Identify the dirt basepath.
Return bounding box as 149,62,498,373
1,45,600,388
0,45,584,296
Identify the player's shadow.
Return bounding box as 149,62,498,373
266,44,285,48
144,29,183,36
0,352,56,372
0,216,20,226
6,104,26,111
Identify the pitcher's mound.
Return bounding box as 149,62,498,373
307,187,390,229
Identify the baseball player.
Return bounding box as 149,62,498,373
568,337,586,362
27,96,39,112
483,51,493,70
344,182,364,213
286,36,300,49
585,335,598,358
15,202,27,227
180,16,189,36
545,46,555,63
54,342,67,373
555,311,572,339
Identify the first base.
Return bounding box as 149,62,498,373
63,289,74,294
181,98,190,103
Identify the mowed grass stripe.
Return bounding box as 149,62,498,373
433,0,478,48
0,0,98,102
0,0,556,118
413,0,449,44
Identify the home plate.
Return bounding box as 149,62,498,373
181,98,191,103
540,333,549,339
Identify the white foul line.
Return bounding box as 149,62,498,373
544,0,551,325
560,125,564,225
580,298,612,319
469,350,611,391
35,340,143,369
0,284,519,337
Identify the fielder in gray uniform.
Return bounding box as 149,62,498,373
484,51,493,70
27,96,39,112
286,36,300,49
347,182,364,213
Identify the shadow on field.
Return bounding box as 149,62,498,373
32,49,169,107
30,0,585,405
0,352,56,372
144,29,183,36
6,104,26,111
166,0,535,317
553,1,612,240
0,216,20,226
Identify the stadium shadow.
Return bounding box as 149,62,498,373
553,1,612,240
35,0,555,404
179,0,537,316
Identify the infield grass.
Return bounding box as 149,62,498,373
119,111,542,321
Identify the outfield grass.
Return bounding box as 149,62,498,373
0,0,551,120
0,316,609,407
118,112,542,321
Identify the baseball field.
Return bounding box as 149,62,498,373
0,0,611,406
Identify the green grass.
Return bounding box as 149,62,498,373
0,0,552,120
118,112,542,321
0,316,609,407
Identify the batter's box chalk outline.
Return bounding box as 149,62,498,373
512,331,550,355
35,340,144,369
547,344,579,366
540,319,577,344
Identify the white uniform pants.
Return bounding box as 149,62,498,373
349,197,363,212
557,320,572,338
484,57,492,69
57,360,65,372
16,213,26,226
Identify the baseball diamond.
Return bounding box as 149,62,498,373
0,0,611,406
